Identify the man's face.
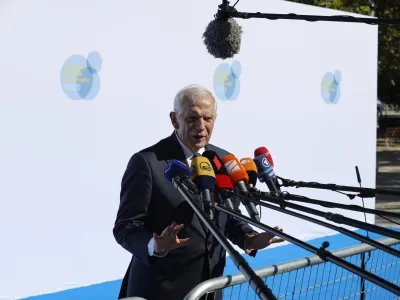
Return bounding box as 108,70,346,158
170,95,216,153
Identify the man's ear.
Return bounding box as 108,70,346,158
170,112,179,130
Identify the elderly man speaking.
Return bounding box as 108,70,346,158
113,84,283,300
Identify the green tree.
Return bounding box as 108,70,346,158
287,0,400,108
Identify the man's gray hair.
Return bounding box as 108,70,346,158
173,84,217,118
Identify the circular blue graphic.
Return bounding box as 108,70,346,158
213,60,242,101
321,70,341,104
60,51,102,100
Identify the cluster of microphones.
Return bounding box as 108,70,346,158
164,146,279,222
163,145,400,298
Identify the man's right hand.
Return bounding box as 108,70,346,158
153,221,196,254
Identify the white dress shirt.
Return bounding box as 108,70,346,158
148,131,205,257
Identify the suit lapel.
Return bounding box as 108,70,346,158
164,132,189,166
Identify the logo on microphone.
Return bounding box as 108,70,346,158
60,51,102,100
240,159,251,166
213,157,222,170
262,157,270,168
200,161,212,171
224,160,241,175
321,70,341,104
213,60,242,101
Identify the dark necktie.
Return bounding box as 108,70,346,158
192,152,201,159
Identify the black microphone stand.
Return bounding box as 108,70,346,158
216,0,400,25
212,200,400,297
245,190,400,240
355,166,368,300
272,192,400,219
171,176,277,300
223,190,400,258
278,177,400,199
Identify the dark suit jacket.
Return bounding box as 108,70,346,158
113,132,257,300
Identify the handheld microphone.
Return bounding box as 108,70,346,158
253,153,281,195
254,147,274,167
191,156,217,221
240,157,258,189
202,150,235,210
164,160,199,194
221,154,260,221
202,2,242,59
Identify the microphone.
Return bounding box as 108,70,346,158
253,152,281,195
164,160,199,194
165,157,277,300
202,1,242,59
202,150,235,210
240,157,258,189
254,146,274,167
221,154,260,221
190,156,217,221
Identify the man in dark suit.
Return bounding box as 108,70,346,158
113,85,283,300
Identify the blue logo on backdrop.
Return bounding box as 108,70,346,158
213,60,242,101
321,70,341,104
60,51,102,100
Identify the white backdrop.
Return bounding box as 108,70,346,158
0,0,377,298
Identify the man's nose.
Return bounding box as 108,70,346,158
196,118,206,130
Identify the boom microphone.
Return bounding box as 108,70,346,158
202,2,242,59
221,154,260,221
191,156,217,221
164,160,199,194
202,150,235,210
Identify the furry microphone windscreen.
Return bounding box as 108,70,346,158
202,18,242,60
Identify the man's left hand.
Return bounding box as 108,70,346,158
245,226,285,254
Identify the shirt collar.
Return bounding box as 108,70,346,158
175,131,205,159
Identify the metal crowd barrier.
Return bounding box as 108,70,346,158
184,237,400,300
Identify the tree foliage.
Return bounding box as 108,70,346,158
287,0,400,107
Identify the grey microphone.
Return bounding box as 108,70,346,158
202,2,242,60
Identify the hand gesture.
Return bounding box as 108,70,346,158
245,226,285,254
153,221,195,254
